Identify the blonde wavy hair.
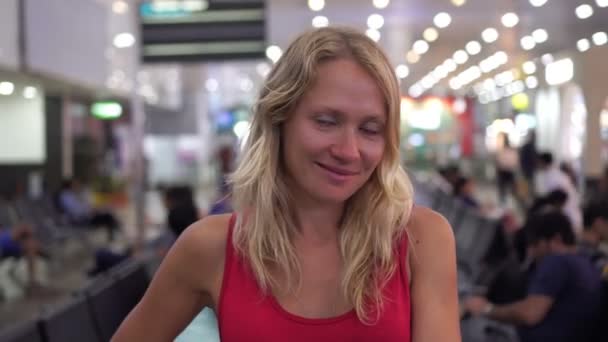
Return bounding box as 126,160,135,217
228,27,414,323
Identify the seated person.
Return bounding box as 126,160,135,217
513,190,569,263
0,223,43,290
580,200,608,275
437,165,461,193
464,211,602,342
452,176,480,209
58,178,120,241
580,201,608,340
527,189,568,217
163,186,200,238
208,181,232,215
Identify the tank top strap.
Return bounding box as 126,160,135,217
218,213,237,318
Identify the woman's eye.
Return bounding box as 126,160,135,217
315,116,336,126
361,123,382,135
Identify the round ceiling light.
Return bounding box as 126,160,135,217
577,38,591,52
482,28,499,43
529,0,548,7
373,0,390,9
367,14,385,30
434,12,452,29
413,40,430,55
465,41,482,55
575,4,594,19
423,28,439,42
501,13,519,28
308,0,325,11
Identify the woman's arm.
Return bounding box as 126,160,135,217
112,215,229,341
408,207,461,342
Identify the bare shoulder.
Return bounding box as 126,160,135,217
168,214,232,291
178,214,232,256
406,207,455,262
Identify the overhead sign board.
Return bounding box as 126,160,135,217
140,0,266,62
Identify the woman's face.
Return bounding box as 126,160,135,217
281,58,387,205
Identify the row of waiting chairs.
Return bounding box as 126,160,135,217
0,260,149,342
412,175,501,284
0,196,91,248
411,174,519,342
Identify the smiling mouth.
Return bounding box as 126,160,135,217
316,162,359,176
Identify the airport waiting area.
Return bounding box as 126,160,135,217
2,0,608,341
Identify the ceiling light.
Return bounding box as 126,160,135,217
523,61,537,74
409,84,424,98
421,76,435,89
113,32,135,48
501,13,519,28
529,0,548,7
413,40,430,54
597,0,608,8
423,28,439,42
545,58,574,86
205,78,218,92
592,32,608,46
494,51,508,64
256,62,271,78
312,15,329,28
396,64,410,79
520,36,536,50
266,45,283,63
23,86,37,99
465,41,482,55
541,53,554,65
366,29,381,42
367,14,385,29
479,60,493,73
452,0,466,6
453,50,469,64
239,77,254,92
482,28,499,43
406,51,420,64
495,71,515,87
433,65,449,79
444,58,458,72
483,78,496,90
112,1,129,14
577,38,591,52
449,78,462,90
0,82,15,95
532,29,548,43
308,0,324,11
373,0,390,9
575,4,594,19
433,12,452,29
525,76,539,89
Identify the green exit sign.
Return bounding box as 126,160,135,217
91,101,123,120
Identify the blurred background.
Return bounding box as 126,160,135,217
0,0,607,341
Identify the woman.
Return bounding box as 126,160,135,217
113,27,460,341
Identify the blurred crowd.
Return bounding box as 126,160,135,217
440,132,608,341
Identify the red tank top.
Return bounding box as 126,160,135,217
218,215,412,341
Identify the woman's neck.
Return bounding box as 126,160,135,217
291,196,345,245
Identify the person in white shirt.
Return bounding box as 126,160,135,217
495,134,519,204
535,152,582,235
